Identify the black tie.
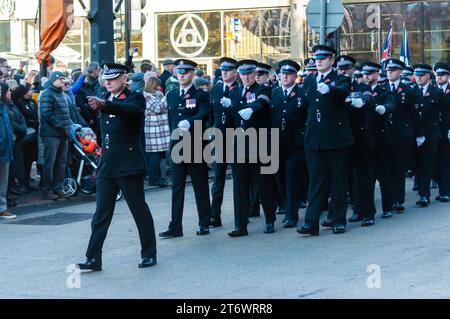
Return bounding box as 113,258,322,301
224,85,230,97
319,74,325,83
244,87,249,96
391,83,396,92
284,89,288,97
181,89,185,97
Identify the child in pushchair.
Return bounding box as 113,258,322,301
62,124,122,200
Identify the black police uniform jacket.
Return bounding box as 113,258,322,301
166,85,211,162
229,82,271,160
270,84,307,155
98,88,147,178
413,84,449,141
302,70,354,151
367,84,395,148
386,82,423,144
348,80,374,147
209,80,239,131
437,84,450,138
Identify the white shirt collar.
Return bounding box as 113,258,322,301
439,83,448,91
316,69,332,83
420,83,429,95
371,84,377,91
223,81,235,92
389,79,401,91
281,84,297,96
180,84,193,96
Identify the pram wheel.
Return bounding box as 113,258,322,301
62,178,77,197
116,190,123,201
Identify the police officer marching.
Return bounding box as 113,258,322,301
413,63,449,207
209,57,239,228
385,59,423,213
270,59,308,228
227,59,276,236
433,62,450,203
159,59,212,238
362,62,396,219
297,45,354,236
77,63,157,271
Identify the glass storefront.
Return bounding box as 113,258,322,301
155,7,291,73
335,1,450,65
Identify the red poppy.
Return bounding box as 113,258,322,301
290,91,296,97
185,93,190,99
397,87,403,93
119,93,126,99
229,86,235,91
372,92,378,97
446,89,450,94
425,92,430,97
325,78,331,84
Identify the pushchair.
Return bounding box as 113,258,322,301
62,124,123,201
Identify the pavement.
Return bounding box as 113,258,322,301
1,177,450,299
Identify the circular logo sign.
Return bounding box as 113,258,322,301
170,13,208,58
0,0,15,18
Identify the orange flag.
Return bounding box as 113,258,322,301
36,0,74,65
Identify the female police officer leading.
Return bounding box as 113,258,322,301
76,63,157,271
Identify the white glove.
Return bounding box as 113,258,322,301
416,136,426,147
351,98,364,108
448,130,450,142
220,97,232,108
317,83,330,95
238,108,254,120
177,120,190,131
375,105,386,115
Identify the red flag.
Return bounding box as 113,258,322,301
36,0,74,65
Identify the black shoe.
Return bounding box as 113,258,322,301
77,258,102,271
8,186,22,196
297,224,319,236
435,195,442,201
263,223,275,234
138,257,157,268
320,218,333,228
25,184,39,192
159,229,183,238
209,217,222,228
149,179,170,188
393,203,405,212
298,201,307,209
416,197,429,207
283,220,297,228
348,213,363,223
276,206,285,215
440,196,449,203
196,226,210,236
381,211,393,219
332,224,346,234
361,218,375,227
228,228,248,237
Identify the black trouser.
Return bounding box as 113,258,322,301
350,143,376,219
42,136,68,192
232,162,276,230
436,137,450,197
86,174,156,260
392,139,414,205
9,139,24,187
169,161,211,231
146,151,166,184
21,132,38,185
276,150,308,223
304,148,350,228
210,161,228,219
417,139,438,198
372,145,395,212
249,172,261,216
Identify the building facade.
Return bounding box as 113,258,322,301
0,0,448,74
